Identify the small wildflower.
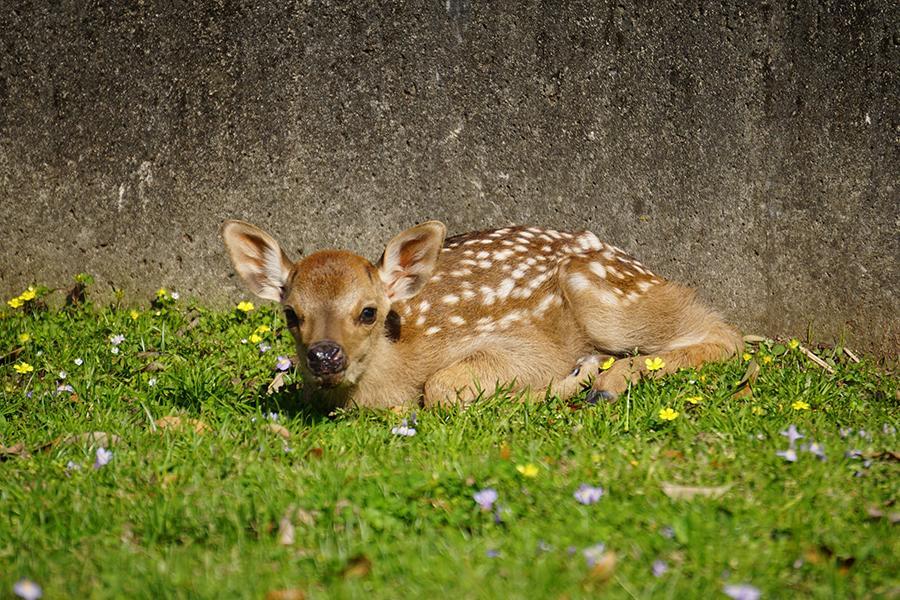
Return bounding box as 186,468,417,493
573,484,604,505
751,406,766,416
883,424,896,436
791,400,810,411
473,488,498,511
660,526,675,539
391,419,416,437
857,429,870,440
7,296,24,309
645,357,665,371
788,339,800,349
486,549,500,558
258,342,271,354
129,309,140,320
582,543,607,567
12,578,43,600
148,377,157,387
537,540,553,553
93,447,112,469
685,396,702,405
110,334,125,346
803,442,826,461
170,291,180,300
19,288,36,301
600,357,616,370
65,460,81,474
13,362,34,375
58,371,66,379
74,358,83,366
236,301,255,313
839,427,852,438
254,324,270,334
156,288,168,298
762,355,773,365
658,407,679,421
776,449,798,462
844,449,862,459
18,332,31,344
516,463,539,478
723,583,761,600
248,333,262,344
56,384,74,394
779,424,804,447
275,356,292,371
652,559,668,577
742,352,752,361
110,346,120,355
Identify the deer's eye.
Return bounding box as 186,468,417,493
359,306,377,325
284,307,303,328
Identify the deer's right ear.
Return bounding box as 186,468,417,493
221,220,293,302
378,221,447,301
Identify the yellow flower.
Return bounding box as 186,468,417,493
685,396,702,405
254,324,270,334
645,357,666,371
13,362,34,374
7,296,24,309
600,357,616,370
658,407,679,421
18,333,31,344
19,287,36,301
236,301,255,313
248,333,262,344
156,288,168,298
789,339,800,350
742,352,752,361
762,355,773,365
130,310,140,321
791,400,810,411
516,463,539,478
751,406,766,416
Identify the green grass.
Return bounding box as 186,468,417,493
1,288,897,599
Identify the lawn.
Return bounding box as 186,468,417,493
1,284,897,599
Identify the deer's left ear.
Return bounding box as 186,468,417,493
378,221,446,301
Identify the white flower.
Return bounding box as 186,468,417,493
110,347,119,355
58,371,67,379
13,578,42,600
74,358,83,366
170,291,180,300
148,377,157,387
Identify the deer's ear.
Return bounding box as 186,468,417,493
221,220,293,302
378,221,446,301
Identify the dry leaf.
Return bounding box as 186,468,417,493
584,551,617,585
265,590,306,600
306,447,324,459
661,481,731,500
267,372,286,394
265,423,291,439
141,360,166,372
0,442,30,460
662,449,684,460
341,554,372,579
742,334,768,344
277,515,295,546
155,416,210,434
499,443,512,461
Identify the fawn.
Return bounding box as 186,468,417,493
222,220,742,408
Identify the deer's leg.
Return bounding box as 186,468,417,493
546,353,615,400
423,351,525,408
558,256,742,401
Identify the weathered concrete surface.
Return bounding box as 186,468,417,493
1,1,897,356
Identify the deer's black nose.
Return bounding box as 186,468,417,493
306,341,346,375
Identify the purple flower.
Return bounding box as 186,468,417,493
844,449,862,459
56,384,74,394
275,356,292,371
802,442,826,461
473,488,498,511
12,579,42,600
839,427,853,438
486,549,500,558
573,484,604,505
723,583,761,600
857,429,870,440
779,424,803,448
660,526,675,539
109,334,125,346
883,424,896,436
409,411,418,426
65,460,81,475
93,447,112,469
537,540,552,553
391,419,416,437
776,449,797,462
582,543,606,567
258,342,271,354
652,559,668,577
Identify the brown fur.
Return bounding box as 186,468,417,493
221,221,742,408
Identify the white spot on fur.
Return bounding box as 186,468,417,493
462,289,476,299
497,278,516,299
463,249,474,256
520,231,535,238
527,227,542,234
478,239,493,245
480,286,497,305
513,245,528,253
501,240,514,247
589,262,607,279
415,315,426,326
541,245,552,253
548,230,562,240
463,239,478,246
425,326,441,335
442,294,460,305
476,250,490,259
567,273,592,292
478,260,493,269
449,315,466,325
418,300,431,313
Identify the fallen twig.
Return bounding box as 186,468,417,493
799,344,835,374
842,347,860,364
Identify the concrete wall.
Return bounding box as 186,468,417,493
1,1,897,356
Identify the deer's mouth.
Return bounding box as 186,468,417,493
314,372,346,388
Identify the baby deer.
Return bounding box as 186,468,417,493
222,220,742,408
